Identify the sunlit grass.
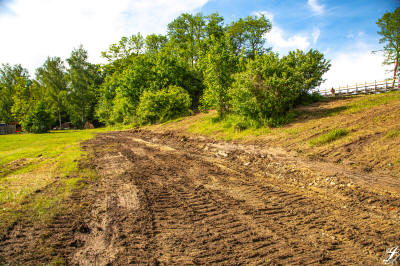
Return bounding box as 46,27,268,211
188,113,271,140
309,128,349,146
0,128,109,237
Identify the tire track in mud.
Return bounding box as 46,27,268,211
70,130,400,265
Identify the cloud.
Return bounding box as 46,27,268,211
255,10,315,55
312,28,320,44
252,10,274,21
307,0,324,15
0,0,209,75
267,26,310,54
322,47,388,89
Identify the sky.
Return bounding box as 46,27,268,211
0,0,398,89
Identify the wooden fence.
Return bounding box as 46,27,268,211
316,78,400,97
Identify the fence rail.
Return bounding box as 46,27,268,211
316,78,400,97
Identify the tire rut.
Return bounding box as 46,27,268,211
69,130,400,265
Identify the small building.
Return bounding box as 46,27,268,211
0,123,18,135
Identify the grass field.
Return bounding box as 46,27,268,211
0,128,109,238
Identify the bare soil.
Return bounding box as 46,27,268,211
2,129,400,265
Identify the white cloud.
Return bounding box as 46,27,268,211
312,28,320,44
322,48,388,89
267,26,310,54
255,10,314,55
0,0,208,75
307,0,324,15
252,10,274,21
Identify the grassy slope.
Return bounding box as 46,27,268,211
148,91,400,177
0,128,109,238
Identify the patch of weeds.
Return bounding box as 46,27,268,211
385,128,400,138
310,128,349,146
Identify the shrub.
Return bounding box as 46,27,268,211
310,128,349,146
230,53,301,124
22,100,54,133
136,85,191,125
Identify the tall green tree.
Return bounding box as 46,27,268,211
227,14,272,58
36,57,68,127
201,34,238,117
145,34,168,54
377,8,400,88
66,45,101,128
0,64,29,123
10,77,32,123
167,13,206,67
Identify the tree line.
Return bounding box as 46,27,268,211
0,12,332,133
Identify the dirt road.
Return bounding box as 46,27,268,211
58,129,398,265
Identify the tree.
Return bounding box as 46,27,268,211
145,34,168,54
66,46,101,128
285,49,331,95
227,14,272,58
36,57,68,128
200,34,238,117
167,13,206,67
230,53,301,125
11,77,32,123
0,64,29,123
22,100,54,133
377,8,400,88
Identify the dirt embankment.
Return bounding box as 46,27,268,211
3,129,399,264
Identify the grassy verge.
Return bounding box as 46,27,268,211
0,128,109,237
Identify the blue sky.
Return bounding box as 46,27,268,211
0,0,398,88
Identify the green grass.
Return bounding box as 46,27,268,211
344,91,400,114
309,128,349,146
385,127,400,138
0,128,109,236
188,113,271,140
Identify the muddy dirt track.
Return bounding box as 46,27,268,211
2,129,400,265
65,129,400,265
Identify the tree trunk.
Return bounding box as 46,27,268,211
392,53,398,89
58,109,61,128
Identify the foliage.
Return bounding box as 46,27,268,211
227,14,272,58
0,64,29,123
145,34,168,54
376,8,400,85
66,45,102,128
285,49,331,95
136,85,191,125
22,100,54,133
230,50,329,125
36,56,68,127
230,52,300,123
200,34,238,117
10,77,32,122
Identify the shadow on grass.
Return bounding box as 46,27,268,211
293,98,350,124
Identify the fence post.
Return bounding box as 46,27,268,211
374,80,377,93
365,81,367,93
385,80,388,91
356,83,358,94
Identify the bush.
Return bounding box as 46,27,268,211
136,85,191,125
230,53,301,124
22,100,54,133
